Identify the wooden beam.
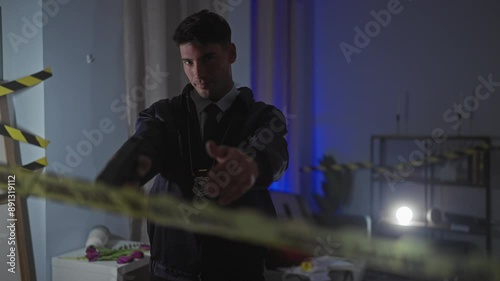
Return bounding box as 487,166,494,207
0,94,37,281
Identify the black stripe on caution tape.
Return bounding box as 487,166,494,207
0,123,50,148
21,157,48,171
0,68,53,96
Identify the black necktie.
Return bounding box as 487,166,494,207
203,103,221,145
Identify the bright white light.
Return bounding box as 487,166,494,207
396,206,413,225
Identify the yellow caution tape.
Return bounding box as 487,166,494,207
0,164,498,280
301,144,500,173
0,123,50,148
0,68,53,96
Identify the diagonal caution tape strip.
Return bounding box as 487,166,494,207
21,157,47,171
301,143,500,173
0,68,53,96
0,123,50,148
0,165,498,280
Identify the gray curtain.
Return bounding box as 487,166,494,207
252,0,315,195
122,0,213,242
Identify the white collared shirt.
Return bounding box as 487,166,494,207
190,84,240,137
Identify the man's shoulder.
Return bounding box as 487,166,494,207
235,88,285,126
237,88,282,112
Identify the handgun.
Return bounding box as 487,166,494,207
96,136,145,187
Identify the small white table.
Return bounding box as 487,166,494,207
52,240,150,281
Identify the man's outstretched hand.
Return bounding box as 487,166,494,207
136,155,152,178
206,141,259,206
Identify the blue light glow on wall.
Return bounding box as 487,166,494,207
250,0,291,193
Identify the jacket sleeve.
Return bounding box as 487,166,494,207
97,100,174,187
241,105,289,188
134,99,182,185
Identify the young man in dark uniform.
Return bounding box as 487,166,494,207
100,9,288,281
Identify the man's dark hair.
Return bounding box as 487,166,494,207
173,10,231,46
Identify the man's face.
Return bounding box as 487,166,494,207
180,42,236,102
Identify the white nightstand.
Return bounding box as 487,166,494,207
52,240,150,281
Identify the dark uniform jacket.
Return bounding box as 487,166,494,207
121,84,288,280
